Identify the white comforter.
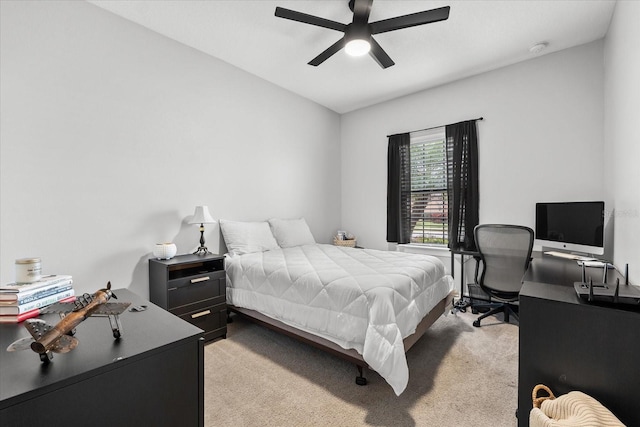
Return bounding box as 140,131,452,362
225,244,454,395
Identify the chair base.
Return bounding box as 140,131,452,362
472,302,519,327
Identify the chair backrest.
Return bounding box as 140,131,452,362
475,224,534,299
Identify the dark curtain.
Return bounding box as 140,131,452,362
386,133,412,243
446,120,480,251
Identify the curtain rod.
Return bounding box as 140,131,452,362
387,117,483,138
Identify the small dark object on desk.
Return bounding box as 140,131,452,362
574,262,640,307
574,280,640,306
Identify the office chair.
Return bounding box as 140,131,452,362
471,224,534,327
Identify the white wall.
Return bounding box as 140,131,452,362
604,1,640,283
3,1,636,297
0,1,341,297
341,41,606,255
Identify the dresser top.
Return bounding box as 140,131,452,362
0,288,203,407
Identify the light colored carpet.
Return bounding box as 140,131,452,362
204,310,519,426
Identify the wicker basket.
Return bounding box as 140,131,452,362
530,384,625,427
333,237,357,247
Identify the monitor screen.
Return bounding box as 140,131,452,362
535,201,605,255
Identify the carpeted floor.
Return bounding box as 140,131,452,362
204,309,519,426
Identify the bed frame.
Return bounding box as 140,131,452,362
227,290,455,385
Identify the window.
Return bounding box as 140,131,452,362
387,120,479,249
408,127,448,245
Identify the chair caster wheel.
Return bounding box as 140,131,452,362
355,376,367,386
471,308,478,314
473,320,481,327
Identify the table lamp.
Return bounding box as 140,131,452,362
189,205,216,255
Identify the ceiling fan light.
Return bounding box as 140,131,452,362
345,39,371,57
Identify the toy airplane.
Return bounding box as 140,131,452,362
6,282,131,363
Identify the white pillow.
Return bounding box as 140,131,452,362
219,220,279,256
268,218,316,248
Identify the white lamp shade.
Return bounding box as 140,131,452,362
189,205,215,224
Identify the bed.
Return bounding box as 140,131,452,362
221,218,455,396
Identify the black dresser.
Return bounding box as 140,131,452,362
0,289,204,426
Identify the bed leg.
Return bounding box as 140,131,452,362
355,365,368,386
226,308,233,323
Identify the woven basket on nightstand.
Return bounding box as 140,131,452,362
333,237,357,247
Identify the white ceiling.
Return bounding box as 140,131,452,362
88,0,616,114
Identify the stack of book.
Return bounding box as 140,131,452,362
0,275,75,323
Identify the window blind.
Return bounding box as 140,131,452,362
409,127,448,245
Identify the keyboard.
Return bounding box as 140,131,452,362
578,260,613,268
544,251,597,262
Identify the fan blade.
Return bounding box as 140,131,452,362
370,6,450,35
275,7,347,32
352,0,373,25
369,37,394,69
308,37,347,66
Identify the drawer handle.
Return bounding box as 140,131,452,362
190,276,210,284
191,310,211,319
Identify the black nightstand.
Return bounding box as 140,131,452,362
149,253,227,342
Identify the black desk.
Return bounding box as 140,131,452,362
0,289,205,427
525,253,625,287
517,255,639,426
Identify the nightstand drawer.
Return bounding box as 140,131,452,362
167,274,225,311
178,303,227,341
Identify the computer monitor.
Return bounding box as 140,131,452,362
535,201,605,256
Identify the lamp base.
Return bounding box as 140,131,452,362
193,223,212,256
193,246,212,256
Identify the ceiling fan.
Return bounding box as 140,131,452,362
275,0,450,69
